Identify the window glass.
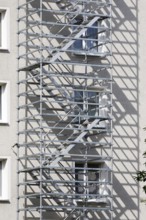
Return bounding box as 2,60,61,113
74,90,99,117
75,163,100,196
73,21,97,51
86,23,97,50
75,164,84,194
74,90,83,110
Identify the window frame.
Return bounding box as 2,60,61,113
0,157,11,201
0,81,10,124
0,7,10,51
74,161,109,204
75,162,101,197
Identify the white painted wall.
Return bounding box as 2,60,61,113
112,0,146,219
0,1,17,220
0,0,145,220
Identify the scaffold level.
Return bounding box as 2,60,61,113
17,0,113,219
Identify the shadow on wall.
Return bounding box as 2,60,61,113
19,0,139,219
112,0,139,219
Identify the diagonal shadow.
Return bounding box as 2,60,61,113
112,0,139,220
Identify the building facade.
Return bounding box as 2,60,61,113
0,0,146,220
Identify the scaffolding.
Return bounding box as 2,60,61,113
17,0,113,219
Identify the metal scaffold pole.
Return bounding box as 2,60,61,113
17,0,113,219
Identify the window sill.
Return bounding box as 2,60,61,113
73,50,108,57
0,197,10,202
0,47,10,52
75,198,108,205
0,120,9,125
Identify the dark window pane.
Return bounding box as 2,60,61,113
74,90,83,110
86,23,97,49
73,21,97,51
75,163,100,196
74,38,83,50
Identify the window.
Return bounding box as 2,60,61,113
0,8,9,50
75,163,100,196
74,90,99,122
75,162,108,204
73,19,105,56
0,157,10,201
0,81,10,124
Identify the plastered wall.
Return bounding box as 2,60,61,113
0,0,146,220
